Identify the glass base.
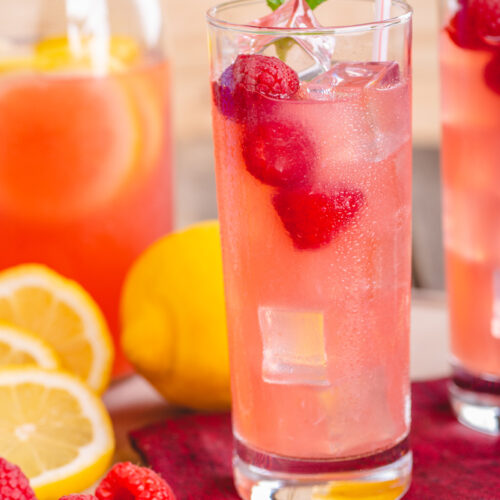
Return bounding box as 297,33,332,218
450,365,500,435
233,439,412,500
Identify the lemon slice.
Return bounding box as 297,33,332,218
0,36,141,75
34,35,141,73
0,265,113,393
0,367,114,500
0,324,61,370
0,36,143,222
0,55,37,73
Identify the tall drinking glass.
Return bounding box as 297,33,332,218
440,0,500,433
207,0,413,497
0,0,172,377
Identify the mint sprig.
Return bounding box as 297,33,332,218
267,0,327,11
266,0,328,62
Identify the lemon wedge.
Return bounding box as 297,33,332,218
0,265,113,394
313,479,407,499
0,367,114,500
0,324,61,370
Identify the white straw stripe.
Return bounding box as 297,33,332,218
373,0,391,61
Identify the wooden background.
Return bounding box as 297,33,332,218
166,0,445,290
166,0,441,147
0,0,442,147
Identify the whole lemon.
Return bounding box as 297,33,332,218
121,220,230,411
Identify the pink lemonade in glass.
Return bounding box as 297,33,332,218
208,0,412,497
0,36,172,376
441,0,500,431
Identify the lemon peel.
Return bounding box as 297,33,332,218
121,220,231,411
0,367,114,500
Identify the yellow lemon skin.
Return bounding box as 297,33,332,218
34,450,114,500
121,220,231,411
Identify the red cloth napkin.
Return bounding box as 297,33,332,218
130,379,500,499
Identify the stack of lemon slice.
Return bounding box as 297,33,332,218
0,265,115,500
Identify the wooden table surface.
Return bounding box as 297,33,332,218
166,0,441,149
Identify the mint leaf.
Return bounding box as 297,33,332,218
266,0,328,61
306,0,328,9
267,0,283,10
267,0,327,11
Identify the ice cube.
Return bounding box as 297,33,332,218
369,61,401,88
241,0,334,76
259,306,329,386
305,61,409,161
330,61,400,89
305,61,401,100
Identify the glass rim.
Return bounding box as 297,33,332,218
206,0,413,36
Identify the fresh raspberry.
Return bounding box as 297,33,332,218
0,457,36,500
273,187,364,250
95,462,176,500
242,120,314,187
212,54,299,121
470,0,500,41
485,52,500,93
447,0,500,49
60,496,98,500
212,64,240,121
446,1,486,49
212,70,272,123
232,54,300,99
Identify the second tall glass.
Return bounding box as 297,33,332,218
208,0,413,498
440,0,500,433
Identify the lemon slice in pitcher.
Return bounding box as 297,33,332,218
34,35,141,73
0,36,141,75
0,36,142,222
0,73,140,222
